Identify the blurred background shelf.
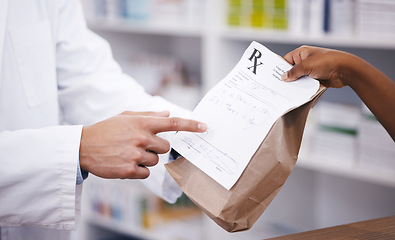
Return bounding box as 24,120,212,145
87,21,203,38
296,157,395,188
221,28,395,50
84,212,205,240
84,215,152,240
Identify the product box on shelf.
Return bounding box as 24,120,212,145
227,0,288,30
81,0,204,25
355,0,395,39
84,176,202,233
226,0,395,40
357,104,395,170
327,0,355,36
310,101,360,166
118,53,201,110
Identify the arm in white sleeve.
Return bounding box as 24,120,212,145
54,0,190,203
0,125,83,230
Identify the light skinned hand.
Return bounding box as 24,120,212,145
79,111,207,179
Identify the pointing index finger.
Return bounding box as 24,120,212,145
149,117,207,134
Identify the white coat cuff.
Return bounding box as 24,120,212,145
53,125,84,230
0,125,83,230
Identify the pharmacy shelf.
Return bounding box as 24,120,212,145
87,20,203,38
85,213,205,240
84,212,285,240
221,28,395,50
296,156,395,188
85,214,153,240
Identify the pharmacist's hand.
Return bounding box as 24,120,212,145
79,111,207,179
282,45,358,88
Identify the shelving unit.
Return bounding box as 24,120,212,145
84,214,153,239
297,156,395,188
83,207,205,240
79,0,395,239
79,176,208,240
88,21,203,37
221,28,395,50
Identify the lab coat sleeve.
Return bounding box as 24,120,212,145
55,0,187,202
0,125,83,230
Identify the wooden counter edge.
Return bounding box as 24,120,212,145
266,215,395,240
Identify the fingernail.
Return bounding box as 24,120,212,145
281,72,288,81
198,123,207,131
159,110,170,116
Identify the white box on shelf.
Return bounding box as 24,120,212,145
329,0,355,36
357,104,395,170
298,112,317,160
288,0,310,35
310,101,360,166
308,0,326,36
355,0,395,39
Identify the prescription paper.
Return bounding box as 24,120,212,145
170,41,319,190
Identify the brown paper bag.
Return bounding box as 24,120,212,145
165,85,326,232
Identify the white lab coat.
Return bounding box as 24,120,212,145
0,0,184,239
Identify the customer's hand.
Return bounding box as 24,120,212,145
79,111,207,179
282,45,395,141
281,45,361,88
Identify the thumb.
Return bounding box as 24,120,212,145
281,63,309,82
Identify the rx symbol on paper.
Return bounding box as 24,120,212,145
247,48,264,74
